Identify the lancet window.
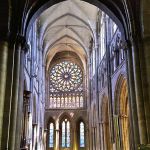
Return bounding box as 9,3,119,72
80,122,85,147
49,123,54,148
61,118,70,148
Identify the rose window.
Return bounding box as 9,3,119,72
49,61,85,109
50,61,83,92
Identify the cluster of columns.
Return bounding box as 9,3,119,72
125,33,150,149
0,35,28,150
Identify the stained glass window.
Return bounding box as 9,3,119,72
66,121,70,147
49,60,85,109
80,122,85,147
61,119,70,148
49,123,54,148
62,121,66,147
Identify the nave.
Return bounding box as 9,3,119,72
0,0,150,150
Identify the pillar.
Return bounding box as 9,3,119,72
44,129,47,150
14,36,29,150
0,40,9,149
131,36,148,144
142,0,150,142
8,37,21,150
125,41,140,149
0,36,17,149
55,129,59,150
73,126,78,150
55,121,59,150
0,35,28,150
32,124,38,150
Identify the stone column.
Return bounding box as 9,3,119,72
44,129,47,150
0,35,17,149
8,36,22,150
14,36,29,150
86,127,90,150
141,0,150,143
130,36,148,144
0,40,9,149
55,129,60,150
55,121,59,150
125,41,140,149
32,123,38,150
73,126,77,150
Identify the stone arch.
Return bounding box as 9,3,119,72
114,73,127,114
24,0,129,40
58,112,73,124
59,112,73,150
47,117,55,128
114,74,130,150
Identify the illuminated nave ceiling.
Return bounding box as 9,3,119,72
36,0,99,70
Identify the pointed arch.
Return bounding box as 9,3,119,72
114,74,130,150
47,117,55,150
76,117,87,150
25,0,128,40
59,113,72,149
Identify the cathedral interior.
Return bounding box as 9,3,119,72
0,0,150,150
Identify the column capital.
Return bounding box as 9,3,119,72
4,32,29,53
16,35,29,53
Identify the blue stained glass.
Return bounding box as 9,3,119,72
80,122,85,147
62,121,66,147
66,121,70,147
49,123,54,148
61,119,71,148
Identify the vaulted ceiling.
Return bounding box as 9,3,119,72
0,0,141,45
37,0,99,70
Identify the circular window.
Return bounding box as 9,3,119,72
50,61,83,92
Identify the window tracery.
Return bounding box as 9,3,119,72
61,118,70,148
49,60,84,109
